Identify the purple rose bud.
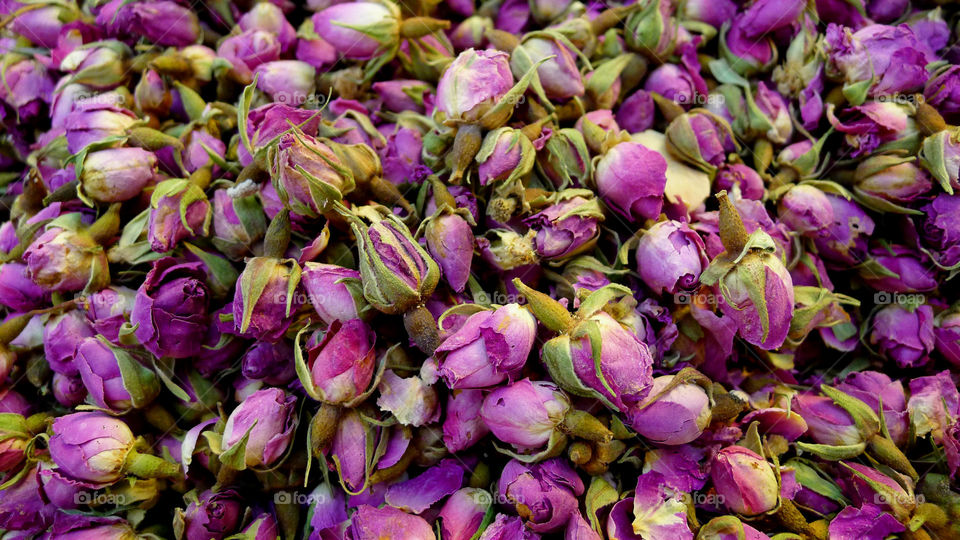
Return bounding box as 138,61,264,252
53,373,87,407
78,147,157,203
84,286,136,343
812,194,875,266
131,258,210,359
45,514,137,540
351,212,439,315
827,101,916,157
240,341,294,385
238,103,321,167
437,49,514,124
721,20,776,76
128,1,200,47
425,211,475,292
481,378,569,450
443,389,489,453
524,192,603,261
377,370,440,426
710,446,780,516
870,303,934,368
183,129,226,175
824,23,935,103
148,179,211,253
301,319,376,405
301,263,367,325
644,64,701,108
372,79,433,114
0,58,53,121
435,304,536,389
749,82,793,144
511,36,584,101
439,487,490,540
595,141,668,222
935,309,960,367
179,489,244,540
348,504,435,539
75,336,160,412
635,220,708,295
625,0,676,59
238,2,296,51
312,2,397,60
232,257,302,342
59,42,128,90
1,2,66,48
0,463,55,532
907,371,960,443
24,227,109,293
715,163,765,200
211,188,267,260
680,0,736,28
854,155,932,208
476,126,536,186
0,263,47,311
254,60,316,104
918,193,960,268
778,184,834,236
48,412,135,485
739,0,805,37
791,393,862,446
222,387,296,468
616,89,656,134
665,110,737,172
498,458,584,533
240,512,280,540
835,370,909,445
627,374,711,445
271,131,354,218
218,30,281,84
43,310,94,375
64,102,138,154
859,244,937,293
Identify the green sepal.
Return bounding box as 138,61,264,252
237,257,301,333
821,384,880,437
585,476,618,536
492,430,567,463
98,336,160,410
796,441,866,460
183,243,239,299
918,129,957,194
475,127,536,186
219,420,256,471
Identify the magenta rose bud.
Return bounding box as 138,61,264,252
301,319,376,405
777,184,835,236
869,303,935,368
710,446,780,516
439,487,490,540
498,458,584,533
148,180,211,253
435,304,537,389
52,373,87,407
64,102,138,154
222,387,296,468
24,227,109,293
919,193,960,268
481,379,569,450
301,263,367,325
424,211,475,292
78,147,157,203
238,103,322,167
218,30,281,84
130,258,210,359
443,389,489,453
791,393,862,446
238,2,296,51
524,192,603,261
233,257,302,342
835,371,909,445
129,1,200,46
511,35,584,101
437,48,514,124
595,141,668,223
254,60,316,105
476,127,535,186
636,220,708,295
271,131,354,218
179,489,244,540
312,2,397,60
48,412,135,485
43,310,94,375
75,336,160,412
0,263,47,312
211,188,267,260
925,65,960,118
644,64,701,108
715,163,765,200
84,286,137,343
812,194,875,266
627,374,711,445
616,89,656,134
739,0,805,37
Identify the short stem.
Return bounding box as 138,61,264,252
87,203,122,244
447,124,483,185
369,176,414,216
916,101,947,136
567,441,593,465
43,180,79,205
774,498,822,539
403,305,440,355
189,166,213,191
753,139,773,173
144,404,179,435
310,404,341,457
716,191,748,255
591,5,639,35
24,413,49,434
484,29,519,52
263,211,291,259
560,410,613,443
429,177,456,212
124,449,181,480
